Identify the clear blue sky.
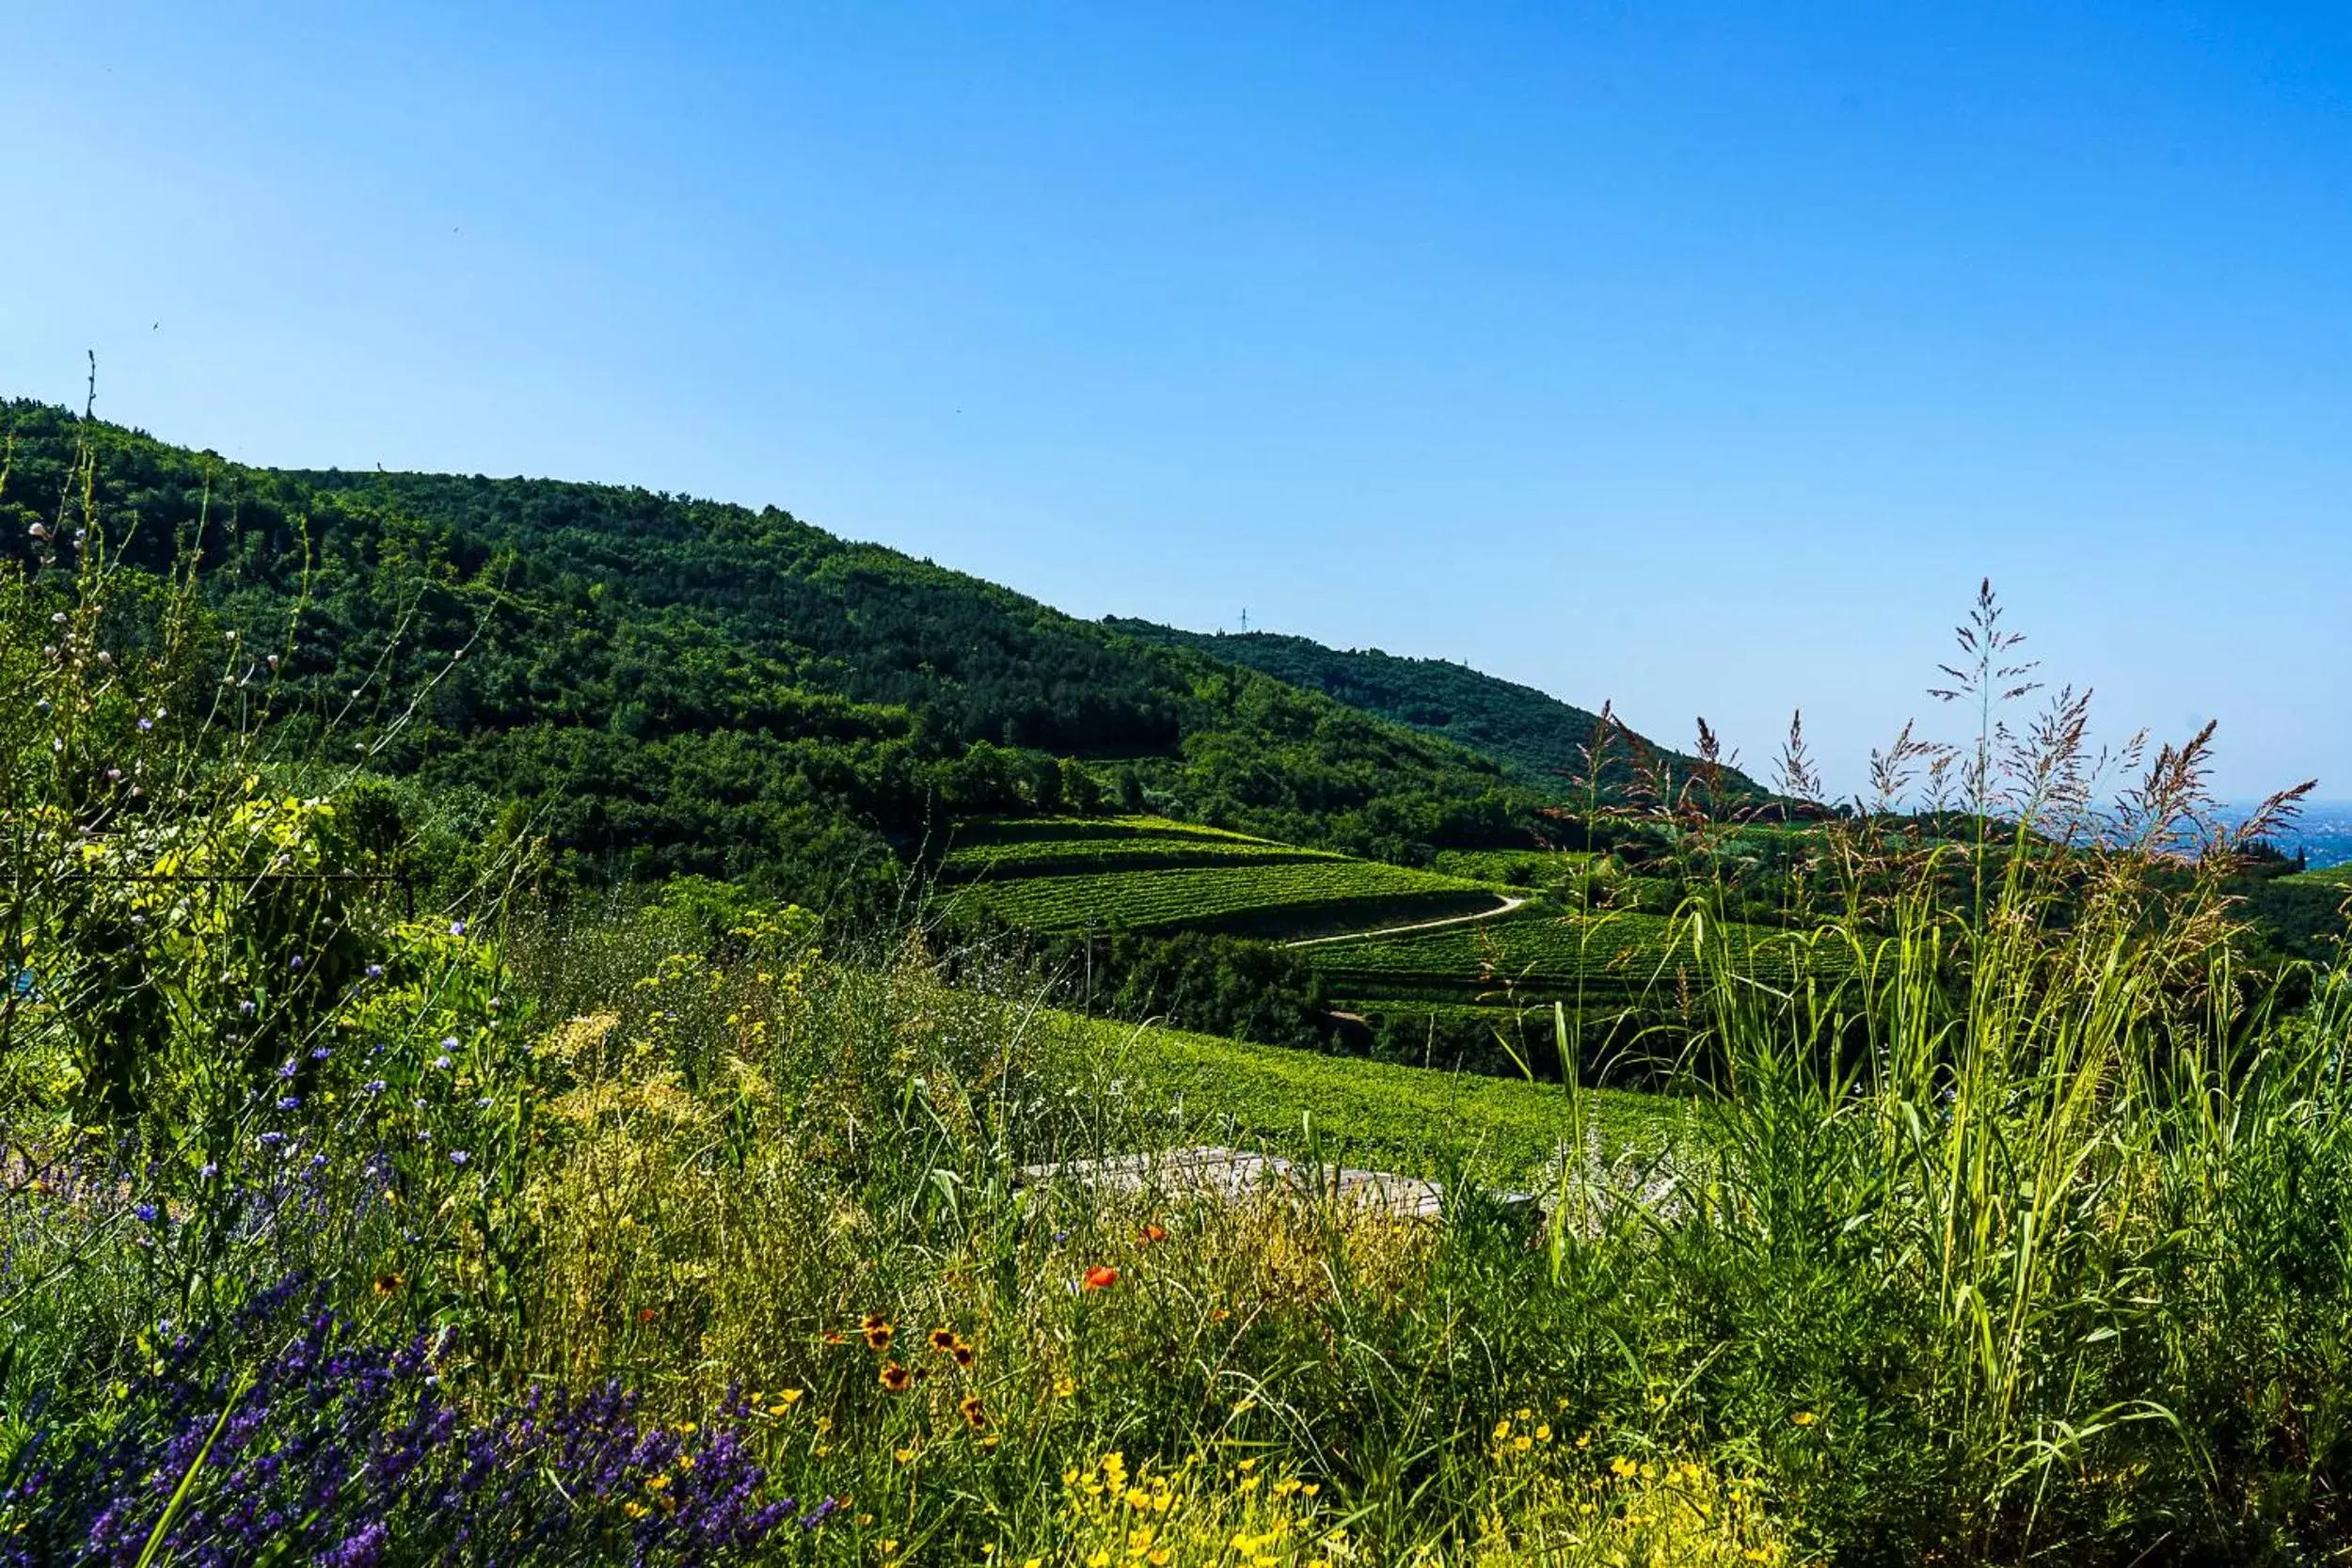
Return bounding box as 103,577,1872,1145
7,2,2349,800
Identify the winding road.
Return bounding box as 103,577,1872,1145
1282,893,1529,949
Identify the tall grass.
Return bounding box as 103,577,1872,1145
1555,582,2352,1560
4,439,2348,1564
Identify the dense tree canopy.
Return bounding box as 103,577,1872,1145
3,401,1548,912
1111,622,1764,797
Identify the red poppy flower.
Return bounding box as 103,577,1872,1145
1082,1265,1120,1291
1139,1224,1168,1244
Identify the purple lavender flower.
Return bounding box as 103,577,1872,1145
317,1521,386,1568
448,1151,469,1166
311,1045,330,1061
278,1059,298,1080
364,964,385,980
362,1081,387,1096
288,955,304,971
276,1096,300,1111
433,1056,453,1072
449,920,467,937
134,1202,159,1223
15,1284,803,1564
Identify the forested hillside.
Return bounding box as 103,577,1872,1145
1,401,1546,911
1110,621,1762,797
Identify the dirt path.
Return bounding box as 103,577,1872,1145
1284,893,1529,949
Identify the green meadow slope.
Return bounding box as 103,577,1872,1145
1071,1004,1681,1182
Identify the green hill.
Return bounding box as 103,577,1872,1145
1,400,1542,913
1107,622,1762,799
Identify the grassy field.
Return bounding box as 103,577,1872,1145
941,815,1504,936
1066,1005,1685,1184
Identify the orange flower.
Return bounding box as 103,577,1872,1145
958,1394,987,1431
950,1340,976,1369
1139,1224,1168,1243
1082,1265,1120,1291
927,1327,957,1354
862,1314,895,1353
637,1307,658,1325
879,1361,912,1393
373,1273,405,1297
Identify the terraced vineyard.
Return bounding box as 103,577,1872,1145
940,816,1506,937
1425,847,1597,884
1307,907,1854,1006
945,817,1348,879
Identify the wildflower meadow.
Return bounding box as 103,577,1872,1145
7,433,2352,1566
